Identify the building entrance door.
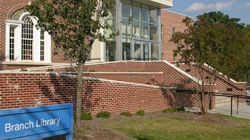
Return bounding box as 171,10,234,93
142,42,151,61
133,40,151,61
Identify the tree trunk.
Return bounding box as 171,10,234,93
76,63,84,131
200,91,206,115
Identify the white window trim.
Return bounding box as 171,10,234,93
5,12,51,64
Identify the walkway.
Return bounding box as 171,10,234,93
211,103,250,119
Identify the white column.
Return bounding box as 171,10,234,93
100,42,105,62
44,32,52,63
15,25,22,61
5,23,10,62
33,26,40,62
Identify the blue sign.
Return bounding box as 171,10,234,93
0,104,73,140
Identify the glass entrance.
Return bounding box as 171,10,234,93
134,41,141,60
133,41,151,61
142,42,150,61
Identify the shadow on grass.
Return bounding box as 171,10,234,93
134,135,153,140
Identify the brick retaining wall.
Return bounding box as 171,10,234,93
0,73,76,109
85,61,200,89
0,72,207,114
83,72,164,85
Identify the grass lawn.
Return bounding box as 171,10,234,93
105,113,250,140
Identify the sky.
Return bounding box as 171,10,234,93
168,0,250,24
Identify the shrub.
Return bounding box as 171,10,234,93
162,107,185,113
162,108,177,113
177,106,185,112
120,112,133,117
81,112,92,120
96,111,111,119
136,110,145,116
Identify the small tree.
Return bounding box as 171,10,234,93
26,0,115,130
171,12,246,115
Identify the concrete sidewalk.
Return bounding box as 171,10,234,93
210,103,250,119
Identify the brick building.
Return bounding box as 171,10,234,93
161,10,188,62
0,0,247,113
0,0,175,70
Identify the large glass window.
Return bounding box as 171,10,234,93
118,0,161,61
121,1,160,41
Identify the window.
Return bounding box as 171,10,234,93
132,3,140,21
142,23,150,39
120,0,161,61
40,29,45,61
122,38,131,60
122,0,130,18
121,1,160,41
9,26,15,60
141,5,149,22
106,41,116,61
5,11,51,63
21,16,33,60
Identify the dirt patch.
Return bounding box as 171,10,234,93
76,127,129,140
75,114,130,140
75,112,242,140
184,113,241,126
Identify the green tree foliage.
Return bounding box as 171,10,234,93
171,11,249,114
26,0,115,131
172,12,246,73
229,25,250,83
172,11,250,83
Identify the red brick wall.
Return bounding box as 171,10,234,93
0,72,207,114
84,72,164,85
178,64,246,96
82,80,169,114
0,73,76,109
161,10,188,62
83,80,213,114
0,64,48,71
85,61,245,94
85,61,199,89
